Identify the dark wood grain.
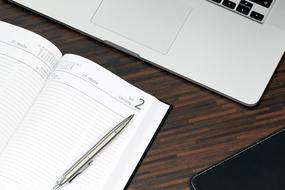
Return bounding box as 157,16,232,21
1,1,284,189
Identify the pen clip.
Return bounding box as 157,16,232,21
68,160,94,183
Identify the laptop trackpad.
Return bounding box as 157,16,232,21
91,0,191,54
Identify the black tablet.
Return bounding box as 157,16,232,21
190,128,285,190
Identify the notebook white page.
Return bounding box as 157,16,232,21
0,54,169,190
0,21,62,152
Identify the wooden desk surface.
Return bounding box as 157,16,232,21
1,1,284,189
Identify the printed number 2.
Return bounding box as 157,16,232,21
135,98,145,110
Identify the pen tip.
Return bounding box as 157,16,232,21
129,114,135,119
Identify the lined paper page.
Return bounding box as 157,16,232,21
0,54,168,190
0,21,62,152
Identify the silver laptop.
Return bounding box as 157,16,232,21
10,0,285,106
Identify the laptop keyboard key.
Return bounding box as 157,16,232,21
236,4,251,15
207,0,271,23
222,0,236,9
240,0,253,8
212,0,222,3
249,0,273,8
250,11,264,21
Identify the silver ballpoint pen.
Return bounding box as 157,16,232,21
53,114,134,190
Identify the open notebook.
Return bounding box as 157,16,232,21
0,21,170,190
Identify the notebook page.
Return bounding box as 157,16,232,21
0,21,62,152
102,100,169,190
0,54,168,190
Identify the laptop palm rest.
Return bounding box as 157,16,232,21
91,0,192,54
268,1,285,31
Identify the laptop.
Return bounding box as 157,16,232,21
9,0,285,106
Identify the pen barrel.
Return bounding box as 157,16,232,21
56,115,133,187
61,130,118,184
